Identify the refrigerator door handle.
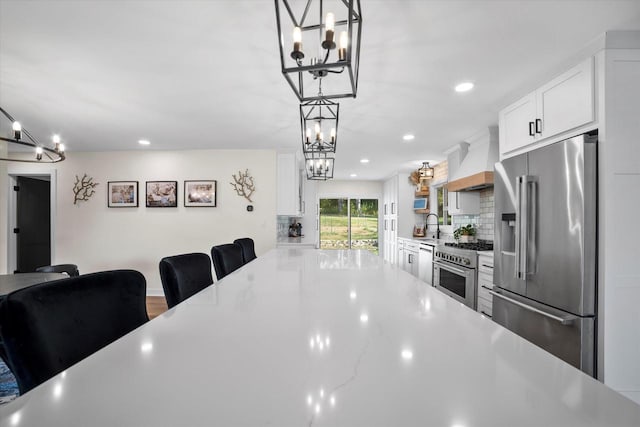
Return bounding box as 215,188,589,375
515,176,524,280
518,175,537,279
520,175,529,279
521,175,538,277
489,290,577,325
526,176,538,276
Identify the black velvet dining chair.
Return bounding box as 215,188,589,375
159,253,214,309
0,270,149,394
211,243,244,280
233,238,257,264
35,263,80,277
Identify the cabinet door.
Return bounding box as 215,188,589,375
298,169,305,214
277,153,300,215
499,92,537,156
537,57,594,139
391,175,398,215
390,241,398,266
448,191,480,215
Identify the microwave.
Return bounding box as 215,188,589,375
413,198,428,210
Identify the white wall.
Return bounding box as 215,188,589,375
601,48,640,403
3,149,276,294
316,180,383,199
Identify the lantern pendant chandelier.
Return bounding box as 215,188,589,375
305,151,335,180
0,107,66,163
419,162,435,178
275,0,362,101
300,86,339,154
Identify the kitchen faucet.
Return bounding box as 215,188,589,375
425,213,440,239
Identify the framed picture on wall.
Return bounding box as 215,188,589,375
184,180,217,207
108,181,139,207
146,181,178,207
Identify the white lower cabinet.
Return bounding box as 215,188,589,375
477,252,494,317
397,239,405,270
403,241,419,277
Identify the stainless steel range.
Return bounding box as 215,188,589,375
433,241,493,309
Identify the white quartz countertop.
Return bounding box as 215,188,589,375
398,237,444,245
276,234,317,246
1,249,638,426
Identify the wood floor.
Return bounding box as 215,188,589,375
146,296,168,319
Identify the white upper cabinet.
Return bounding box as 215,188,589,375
276,152,302,216
499,57,595,157
536,56,595,138
448,191,480,215
499,92,537,154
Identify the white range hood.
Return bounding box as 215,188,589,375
446,127,499,192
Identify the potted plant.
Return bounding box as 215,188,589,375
454,224,476,243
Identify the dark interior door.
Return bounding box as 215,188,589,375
16,176,51,273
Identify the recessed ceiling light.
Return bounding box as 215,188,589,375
138,139,151,146
455,82,474,92
403,134,415,141
350,173,357,178
360,158,369,164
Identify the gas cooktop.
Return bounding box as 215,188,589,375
444,240,494,251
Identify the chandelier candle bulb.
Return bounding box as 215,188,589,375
306,127,311,143
323,12,335,49
52,134,61,151
330,128,336,143
35,146,43,161
292,26,303,58
12,121,21,140
338,31,348,61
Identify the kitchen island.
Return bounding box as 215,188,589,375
1,249,638,426
276,234,317,248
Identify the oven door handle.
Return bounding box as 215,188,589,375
434,261,466,275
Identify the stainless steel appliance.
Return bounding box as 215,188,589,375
493,133,597,376
434,244,479,309
418,243,433,285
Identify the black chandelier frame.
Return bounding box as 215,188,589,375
300,96,339,154
305,151,335,180
275,0,362,101
0,107,66,163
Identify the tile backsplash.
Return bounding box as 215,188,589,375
277,216,297,237
451,188,494,241
478,188,494,241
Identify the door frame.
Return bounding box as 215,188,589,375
6,168,57,273
317,194,380,251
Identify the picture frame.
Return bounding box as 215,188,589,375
107,181,139,207
146,181,178,208
184,180,217,207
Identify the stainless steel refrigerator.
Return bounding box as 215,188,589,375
493,133,597,376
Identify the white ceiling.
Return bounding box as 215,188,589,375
1,0,640,180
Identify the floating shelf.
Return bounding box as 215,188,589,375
415,189,429,197
415,209,430,214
